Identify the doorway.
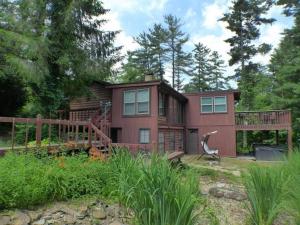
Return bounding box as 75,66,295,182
187,129,199,154
111,128,122,143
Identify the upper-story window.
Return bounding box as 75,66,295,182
124,88,150,115
201,96,227,113
159,92,167,116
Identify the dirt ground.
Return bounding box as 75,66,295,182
182,155,285,225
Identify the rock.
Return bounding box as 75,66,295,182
209,186,247,201
109,221,124,225
27,211,42,222
0,215,11,225
32,218,45,225
223,189,247,201
77,205,88,219
216,182,226,188
91,207,107,220
209,187,224,198
63,214,76,224
11,211,30,225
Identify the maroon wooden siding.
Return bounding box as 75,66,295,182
110,85,159,145
69,82,112,121
184,91,237,157
69,83,112,111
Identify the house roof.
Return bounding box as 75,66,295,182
106,80,188,102
183,90,240,100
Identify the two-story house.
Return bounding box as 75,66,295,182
69,76,292,157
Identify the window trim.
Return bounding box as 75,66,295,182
201,97,214,113
139,128,150,144
214,96,227,113
123,88,150,116
200,96,228,114
136,89,150,115
123,90,136,116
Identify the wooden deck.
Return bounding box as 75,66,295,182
235,110,292,131
235,110,293,151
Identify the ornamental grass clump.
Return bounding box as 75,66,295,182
123,154,199,225
244,166,285,225
283,152,300,225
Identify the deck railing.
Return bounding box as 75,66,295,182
235,110,291,129
0,115,111,151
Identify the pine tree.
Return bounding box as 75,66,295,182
209,51,228,90
147,23,168,80
270,1,300,139
0,0,122,116
164,15,189,88
174,44,192,91
220,0,275,148
220,0,275,109
185,43,211,92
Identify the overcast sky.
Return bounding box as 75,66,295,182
101,0,294,84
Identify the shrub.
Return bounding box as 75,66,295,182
284,152,300,224
121,154,199,225
243,166,285,225
0,150,199,225
0,152,107,209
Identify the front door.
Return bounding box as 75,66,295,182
187,129,199,154
111,128,122,143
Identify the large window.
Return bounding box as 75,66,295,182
139,129,150,144
214,96,227,112
123,89,150,115
201,97,213,113
201,96,227,113
159,93,167,116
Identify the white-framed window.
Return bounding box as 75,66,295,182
201,96,227,113
214,96,227,112
139,129,150,144
123,88,150,115
201,97,213,113
137,89,150,114
124,90,136,115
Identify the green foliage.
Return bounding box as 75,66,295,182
0,152,107,209
283,152,300,224
0,0,122,116
243,166,286,225
121,154,199,225
0,150,199,225
220,0,275,110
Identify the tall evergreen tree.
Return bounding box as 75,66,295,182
185,43,211,92
220,0,275,148
0,0,122,116
220,0,274,109
147,24,168,80
270,1,300,139
174,44,192,91
208,51,228,90
164,15,190,88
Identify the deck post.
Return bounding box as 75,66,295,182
36,114,42,147
275,130,279,145
88,120,92,147
288,128,293,156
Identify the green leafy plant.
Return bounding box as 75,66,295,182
283,152,300,224
121,154,199,225
244,166,285,225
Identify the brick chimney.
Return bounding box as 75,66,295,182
144,73,155,81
